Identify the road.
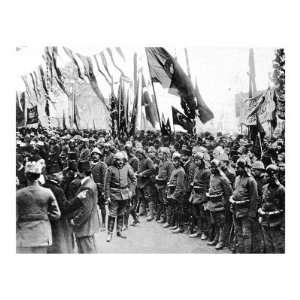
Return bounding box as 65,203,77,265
94,216,231,254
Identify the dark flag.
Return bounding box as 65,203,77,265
145,47,196,119
194,81,214,123
62,111,67,130
27,106,39,125
172,106,194,133
161,113,171,136
117,77,127,137
73,93,80,130
165,118,172,135
110,86,118,137
249,113,265,158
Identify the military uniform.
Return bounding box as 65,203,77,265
259,182,285,253
156,159,174,222
166,165,186,230
231,174,258,253
104,163,136,237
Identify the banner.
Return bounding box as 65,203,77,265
27,106,39,124
240,88,275,126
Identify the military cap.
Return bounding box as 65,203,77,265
91,147,102,155
78,160,91,173
172,152,181,160
252,160,265,170
25,161,42,174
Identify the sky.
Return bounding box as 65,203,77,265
16,46,275,132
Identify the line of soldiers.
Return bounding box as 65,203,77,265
16,127,285,253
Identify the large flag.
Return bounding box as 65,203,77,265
117,77,127,137
51,47,68,95
94,54,112,86
145,47,196,119
16,92,25,127
172,106,194,133
161,113,171,136
194,80,214,124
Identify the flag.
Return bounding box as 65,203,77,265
141,75,159,127
16,92,25,127
115,47,125,61
27,106,39,124
106,48,125,77
29,72,40,102
94,55,112,86
100,51,114,82
109,85,118,137
145,47,196,119
63,47,84,80
161,113,171,136
73,92,80,130
249,113,265,158
62,111,67,130
194,80,214,124
51,47,68,95
172,106,194,133
21,75,35,106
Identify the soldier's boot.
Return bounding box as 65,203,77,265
123,213,129,231
146,202,155,221
207,231,219,246
116,215,127,239
138,201,146,217
106,216,115,242
100,209,106,231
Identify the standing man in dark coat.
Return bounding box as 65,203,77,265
67,160,101,253
90,147,107,231
43,164,74,253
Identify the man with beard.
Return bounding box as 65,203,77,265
258,165,285,253
90,147,107,231
230,158,258,253
104,152,137,242
156,147,174,224
206,159,232,250
135,148,156,221
166,152,186,233
188,152,211,240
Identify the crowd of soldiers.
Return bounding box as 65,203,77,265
16,126,285,253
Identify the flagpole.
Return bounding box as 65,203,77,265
144,49,162,131
258,132,263,159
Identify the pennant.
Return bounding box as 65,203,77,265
63,47,84,80
106,48,125,76
100,51,114,82
145,47,196,119
194,80,214,124
94,54,112,85
172,106,194,133
115,47,125,61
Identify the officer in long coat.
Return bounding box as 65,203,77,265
16,161,61,253
104,152,137,242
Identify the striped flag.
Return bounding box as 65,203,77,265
63,47,84,80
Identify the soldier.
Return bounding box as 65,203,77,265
188,152,211,240
258,165,285,253
90,147,107,231
206,159,232,250
16,161,61,253
230,158,258,253
135,148,156,221
67,160,101,253
104,152,137,242
156,147,174,224
103,142,115,167
124,142,140,227
166,152,186,233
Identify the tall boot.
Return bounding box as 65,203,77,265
106,216,115,242
123,212,129,230
116,215,127,239
100,209,106,231
147,201,155,221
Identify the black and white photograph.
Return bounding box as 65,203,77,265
15,45,285,254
